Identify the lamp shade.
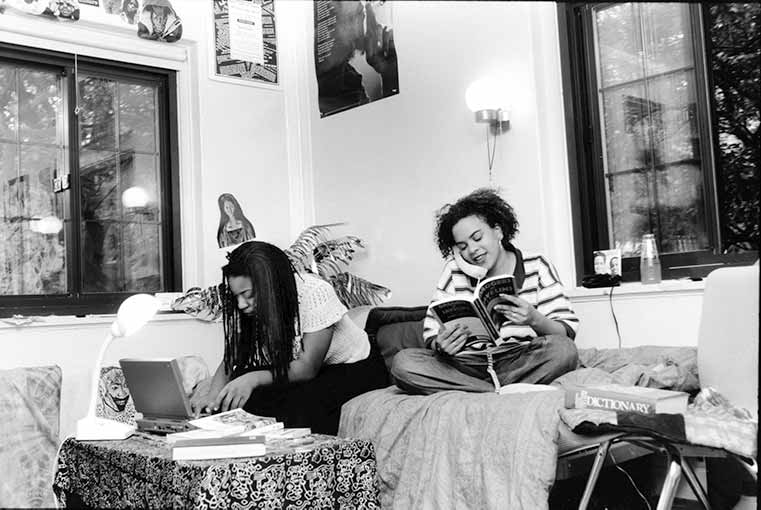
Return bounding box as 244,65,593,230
111,294,160,337
465,76,510,113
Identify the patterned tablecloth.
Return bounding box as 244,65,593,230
53,432,380,509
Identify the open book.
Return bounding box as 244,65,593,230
429,274,516,352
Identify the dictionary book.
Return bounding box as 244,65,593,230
564,383,688,415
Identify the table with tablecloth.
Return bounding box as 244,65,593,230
53,432,380,509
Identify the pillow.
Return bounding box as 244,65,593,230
0,365,61,509
364,306,428,375
376,320,425,374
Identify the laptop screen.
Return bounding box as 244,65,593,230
119,358,193,420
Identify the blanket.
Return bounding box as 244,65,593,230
338,386,564,510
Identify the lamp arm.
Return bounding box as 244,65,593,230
85,332,116,419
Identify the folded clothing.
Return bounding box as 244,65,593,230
559,389,757,458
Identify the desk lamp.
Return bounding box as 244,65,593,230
75,294,160,440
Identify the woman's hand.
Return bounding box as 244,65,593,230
493,294,541,327
214,372,260,413
433,324,471,356
189,388,217,418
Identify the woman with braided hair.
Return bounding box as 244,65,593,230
189,240,387,434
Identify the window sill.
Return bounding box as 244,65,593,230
0,311,213,331
567,278,705,302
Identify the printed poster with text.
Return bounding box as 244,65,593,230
314,0,399,117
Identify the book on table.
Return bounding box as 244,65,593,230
171,434,267,461
564,383,689,415
188,408,277,433
429,274,516,352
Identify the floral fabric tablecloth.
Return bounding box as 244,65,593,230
53,433,380,509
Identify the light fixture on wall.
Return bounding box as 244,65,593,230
75,294,160,441
465,76,511,181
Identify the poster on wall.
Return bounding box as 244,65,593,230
216,193,256,248
313,0,399,118
211,0,278,87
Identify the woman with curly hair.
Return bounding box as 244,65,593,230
391,188,579,394
189,240,387,433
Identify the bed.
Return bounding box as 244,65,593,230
338,264,759,510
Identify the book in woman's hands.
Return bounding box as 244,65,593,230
430,274,516,352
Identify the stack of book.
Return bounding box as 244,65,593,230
166,408,313,460
171,434,266,461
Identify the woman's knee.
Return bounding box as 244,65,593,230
390,348,422,381
545,335,579,372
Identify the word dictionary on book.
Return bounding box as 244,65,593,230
565,384,688,415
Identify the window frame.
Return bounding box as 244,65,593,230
0,42,182,317
558,2,758,285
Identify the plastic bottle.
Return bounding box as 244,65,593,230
640,233,662,284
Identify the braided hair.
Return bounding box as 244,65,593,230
221,241,300,385
434,187,520,258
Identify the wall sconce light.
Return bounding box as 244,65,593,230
465,76,511,178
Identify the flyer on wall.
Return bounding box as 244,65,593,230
212,0,278,87
313,0,399,117
228,0,264,64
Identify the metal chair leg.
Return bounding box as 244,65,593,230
679,457,711,510
655,460,682,510
578,440,612,510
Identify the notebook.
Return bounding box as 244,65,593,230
119,357,206,435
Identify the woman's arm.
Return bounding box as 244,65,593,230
190,361,229,416
214,326,334,412
493,294,568,337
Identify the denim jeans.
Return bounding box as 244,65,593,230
391,335,579,395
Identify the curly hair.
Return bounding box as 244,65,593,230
434,188,519,258
221,241,299,385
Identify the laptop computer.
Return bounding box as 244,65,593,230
119,357,205,435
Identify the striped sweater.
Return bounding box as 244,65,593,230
423,250,579,355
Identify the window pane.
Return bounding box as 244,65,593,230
596,3,711,256
79,77,116,151
601,84,649,173
78,75,164,294
0,64,18,140
609,171,650,257
80,150,119,221
647,71,701,164
82,220,121,292
19,69,61,144
119,82,157,153
124,223,161,291
655,163,710,254
0,65,67,297
595,4,643,87
708,3,760,253
641,4,694,75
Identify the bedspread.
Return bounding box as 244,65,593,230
338,386,564,510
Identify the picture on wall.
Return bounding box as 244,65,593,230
211,0,278,87
216,193,256,248
314,0,399,117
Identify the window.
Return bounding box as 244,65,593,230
0,43,181,316
560,3,759,282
